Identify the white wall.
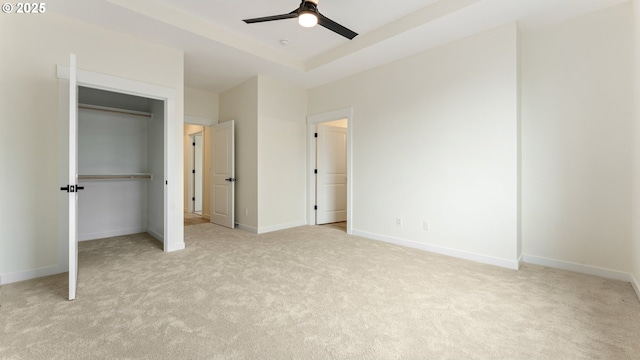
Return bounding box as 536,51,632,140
0,12,183,282
308,24,520,267
219,77,259,230
184,87,218,218
257,76,308,232
77,108,149,240
521,3,634,273
185,87,219,121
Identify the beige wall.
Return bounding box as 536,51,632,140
633,0,640,292
183,87,218,219
521,3,634,272
185,87,219,121
309,23,520,266
257,76,308,231
323,118,348,128
0,13,184,279
219,77,259,230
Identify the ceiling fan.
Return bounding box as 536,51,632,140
242,0,358,40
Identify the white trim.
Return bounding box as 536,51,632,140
79,228,148,241
307,107,354,235
352,229,520,270
185,114,215,126
236,223,258,234
0,265,66,285
257,220,308,235
631,274,640,302
147,227,164,243
522,254,632,282
57,64,183,254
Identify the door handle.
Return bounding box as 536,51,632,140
60,185,85,193
224,178,236,182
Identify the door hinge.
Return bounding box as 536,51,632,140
192,197,195,201
314,169,317,174
314,132,318,138
192,169,195,174
192,142,195,146
314,205,317,210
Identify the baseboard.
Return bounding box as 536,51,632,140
202,212,210,220
351,229,520,270
147,228,164,243
257,220,308,235
79,227,147,241
236,223,258,234
165,241,185,252
0,264,65,285
631,274,640,302
522,254,632,282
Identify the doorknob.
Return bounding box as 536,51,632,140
60,185,85,192
224,178,236,182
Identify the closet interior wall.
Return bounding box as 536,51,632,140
77,87,164,243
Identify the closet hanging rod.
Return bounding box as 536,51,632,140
78,103,152,118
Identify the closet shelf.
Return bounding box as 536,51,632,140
78,173,153,180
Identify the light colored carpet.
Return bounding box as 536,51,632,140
184,212,209,226
1,224,639,359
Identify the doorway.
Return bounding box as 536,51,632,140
307,108,353,234
57,57,183,300
186,126,204,215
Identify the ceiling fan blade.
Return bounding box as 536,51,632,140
243,11,298,24
317,13,358,40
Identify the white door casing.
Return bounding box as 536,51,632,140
316,124,347,224
211,120,235,228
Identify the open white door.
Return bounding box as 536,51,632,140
316,124,347,224
62,54,79,300
210,120,235,228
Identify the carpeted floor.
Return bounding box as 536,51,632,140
1,224,639,359
184,212,209,226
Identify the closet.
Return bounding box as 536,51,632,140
77,87,165,243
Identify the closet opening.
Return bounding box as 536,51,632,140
76,86,165,247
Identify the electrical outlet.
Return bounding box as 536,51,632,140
396,217,402,227
423,221,430,231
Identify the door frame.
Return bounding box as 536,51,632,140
187,130,204,213
184,115,215,219
57,65,184,255
307,108,353,234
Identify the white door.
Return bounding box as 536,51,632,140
194,132,203,213
63,54,79,301
210,120,235,228
316,124,347,224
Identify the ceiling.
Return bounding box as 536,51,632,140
52,0,627,93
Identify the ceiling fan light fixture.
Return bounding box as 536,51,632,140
298,11,318,27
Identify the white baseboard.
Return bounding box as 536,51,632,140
257,220,308,234
522,254,632,282
235,223,258,233
631,274,640,302
351,229,520,270
79,227,147,241
0,264,65,285
147,228,164,243
165,241,185,252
